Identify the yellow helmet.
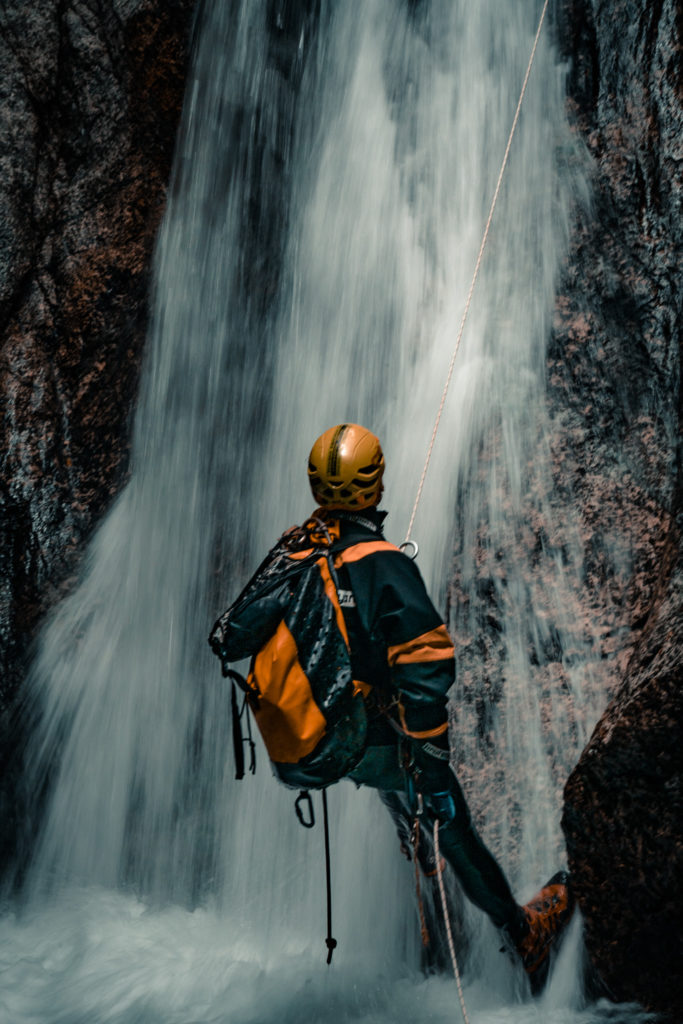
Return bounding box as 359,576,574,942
308,423,385,510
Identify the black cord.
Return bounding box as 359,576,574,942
226,670,256,780
322,788,337,964
243,699,256,775
230,679,245,780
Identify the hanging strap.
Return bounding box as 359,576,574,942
226,669,256,781
322,788,338,964
230,681,245,780
292,789,338,964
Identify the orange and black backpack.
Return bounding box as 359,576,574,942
209,518,368,789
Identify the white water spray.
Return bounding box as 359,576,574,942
1,2,646,1022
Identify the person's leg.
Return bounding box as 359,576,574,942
419,767,574,983
348,742,571,982
348,744,520,930
347,744,438,873
423,775,523,934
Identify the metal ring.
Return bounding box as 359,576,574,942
400,539,419,560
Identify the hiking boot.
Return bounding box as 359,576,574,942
515,870,574,981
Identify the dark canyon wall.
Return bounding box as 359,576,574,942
0,0,681,1018
448,5,681,1014
556,0,683,1016
0,0,197,861
451,0,681,1017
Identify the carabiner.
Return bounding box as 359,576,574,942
294,790,316,828
399,539,419,560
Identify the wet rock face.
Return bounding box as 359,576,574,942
448,0,681,1016
563,534,683,1016
555,0,683,1016
0,0,196,860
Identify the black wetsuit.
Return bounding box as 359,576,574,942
332,508,523,935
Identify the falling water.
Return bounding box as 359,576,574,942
0,2,651,1022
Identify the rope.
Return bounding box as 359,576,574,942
434,821,470,1024
411,814,431,948
404,0,551,545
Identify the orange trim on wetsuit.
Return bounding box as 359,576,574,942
334,540,401,567
397,698,449,739
387,625,454,667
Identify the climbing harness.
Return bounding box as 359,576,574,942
404,0,551,547
434,820,471,1024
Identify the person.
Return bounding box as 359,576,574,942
303,423,573,980
212,421,573,980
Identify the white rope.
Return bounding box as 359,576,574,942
434,821,470,1024
404,0,550,546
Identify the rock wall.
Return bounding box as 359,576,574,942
447,0,681,1016
563,533,683,1016
0,0,197,864
556,0,682,1016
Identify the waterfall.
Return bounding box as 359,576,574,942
1,2,647,1022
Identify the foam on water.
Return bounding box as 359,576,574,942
0,892,653,1024
1,1,643,1021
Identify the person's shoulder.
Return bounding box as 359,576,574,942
336,539,425,582
336,538,400,562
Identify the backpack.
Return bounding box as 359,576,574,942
209,518,367,789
